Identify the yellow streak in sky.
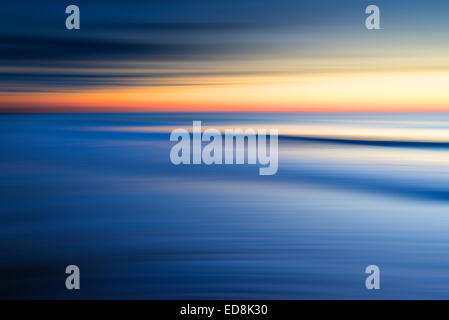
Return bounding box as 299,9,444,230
2,71,449,112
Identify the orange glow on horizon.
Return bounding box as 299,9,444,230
2,71,449,113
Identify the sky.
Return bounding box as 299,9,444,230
1,0,449,112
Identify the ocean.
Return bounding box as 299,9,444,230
2,113,449,299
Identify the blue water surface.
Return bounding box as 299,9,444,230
1,113,449,299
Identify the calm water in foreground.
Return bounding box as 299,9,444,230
2,113,449,299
